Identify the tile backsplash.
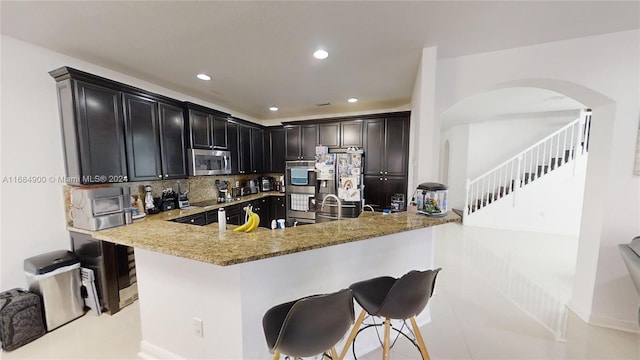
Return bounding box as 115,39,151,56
63,173,283,226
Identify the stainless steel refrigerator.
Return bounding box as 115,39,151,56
315,150,363,222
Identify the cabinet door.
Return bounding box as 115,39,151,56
273,196,286,219
383,176,407,210
212,116,228,149
385,117,409,176
285,126,300,160
269,128,286,173
363,175,385,211
188,109,212,149
363,119,384,175
318,122,340,147
227,122,240,174
253,198,270,228
123,93,162,181
300,124,318,160
158,102,187,179
341,120,363,147
75,81,127,182
238,125,252,173
251,127,265,173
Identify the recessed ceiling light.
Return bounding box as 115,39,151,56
313,49,329,60
196,73,211,81
269,107,279,112
347,98,358,103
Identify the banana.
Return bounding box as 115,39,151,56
243,213,257,232
233,208,253,232
244,213,260,232
233,220,250,232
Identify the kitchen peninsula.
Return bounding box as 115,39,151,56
70,206,459,359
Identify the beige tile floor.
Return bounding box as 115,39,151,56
2,223,639,359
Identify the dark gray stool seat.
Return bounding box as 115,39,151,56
263,289,354,360
340,269,441,360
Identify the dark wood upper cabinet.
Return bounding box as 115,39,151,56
318,122,340,147
363,119,385,175
285,126,300,160
340,120,363,147
158,102,187,179
185,102,230,150
251,127,265,174
227,122,240,174
123,93,162,181
212,116,228,149
363,116,408,176
300,124,318,159
268,128,286,173
238,125,252,174
53,78,128,184
285,124,318,160
384,117,409,176
188,109,212,149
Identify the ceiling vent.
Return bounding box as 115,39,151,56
315,102,331,107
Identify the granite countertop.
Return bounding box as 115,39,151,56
69,197,460,266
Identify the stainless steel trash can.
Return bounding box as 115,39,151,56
24,250,84,331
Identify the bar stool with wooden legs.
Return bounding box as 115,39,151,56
339,269,441,360
262,289,355,360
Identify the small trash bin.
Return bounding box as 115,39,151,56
24,250,84,331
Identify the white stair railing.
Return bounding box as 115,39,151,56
464,110,591,216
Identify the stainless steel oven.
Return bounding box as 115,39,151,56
187,149,231,176
285,161,316,224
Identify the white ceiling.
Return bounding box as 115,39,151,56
1,1,638,122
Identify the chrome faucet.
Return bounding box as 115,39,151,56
321,194,342,221
363,204,375,213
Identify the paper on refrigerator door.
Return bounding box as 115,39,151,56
315,154,335,180
338,176,360,201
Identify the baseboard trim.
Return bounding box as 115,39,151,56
138,340,185,360
567,302,640,334
588,314,640,334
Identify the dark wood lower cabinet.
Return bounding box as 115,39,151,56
272,196,286,220
364,175,407,211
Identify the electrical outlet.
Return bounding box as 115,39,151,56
193,317,203,337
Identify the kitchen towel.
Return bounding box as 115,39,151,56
290,194,312,211
290,168,309,185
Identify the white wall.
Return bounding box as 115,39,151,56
408,47,438,194
466,112,579,180
431,30,640,331
0,35,258,291
440,124,470,209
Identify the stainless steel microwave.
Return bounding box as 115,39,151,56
187,149,231,176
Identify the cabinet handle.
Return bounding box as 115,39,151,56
385,172,388,175
385,178,388,181
380,171,383,174
164,174,168,178
379,178,383,181
158,175,162,178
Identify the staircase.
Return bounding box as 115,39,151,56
464,110,591,218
